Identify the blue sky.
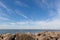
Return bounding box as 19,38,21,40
0,0,60,29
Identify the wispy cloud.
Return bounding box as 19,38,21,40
0,1,15,14
0,1,15,21
0,17,9,20
0,9,9,17
0,9,9,21
0,1,32,21
15,10,28,19
0,2,10,21
15,1,30,8
15,10,32,21
0,1,9,11
34,0,56,9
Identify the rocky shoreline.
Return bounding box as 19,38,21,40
0,31,60,40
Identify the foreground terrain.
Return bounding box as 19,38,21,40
0,31,60,40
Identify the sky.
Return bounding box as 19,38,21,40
0,0,60,29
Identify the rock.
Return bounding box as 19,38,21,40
15,32,35,40
58,38,60,40
21,34,35,40
0,38,2,40
15,32,22,40
25,32,31,36
2,33,12,38
0,31,60,40
34,31,60,40
2,33,15,40
0,34,3,39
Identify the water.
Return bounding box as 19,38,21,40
0,29,60,34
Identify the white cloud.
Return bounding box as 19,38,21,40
34,0,56,9
34,0,48,8
0,1,16,21
0,1,15,14
15,10,28,19
0,1,9,11
0,1,7,9
0,17,9,20
15,10,32,21
15,1,30,8
0,6,10,21
0,9,9,17
0,19,60,29
0,9,10,21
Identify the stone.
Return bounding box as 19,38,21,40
15,32,22,40
0,31,60,40
2,33,14,40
